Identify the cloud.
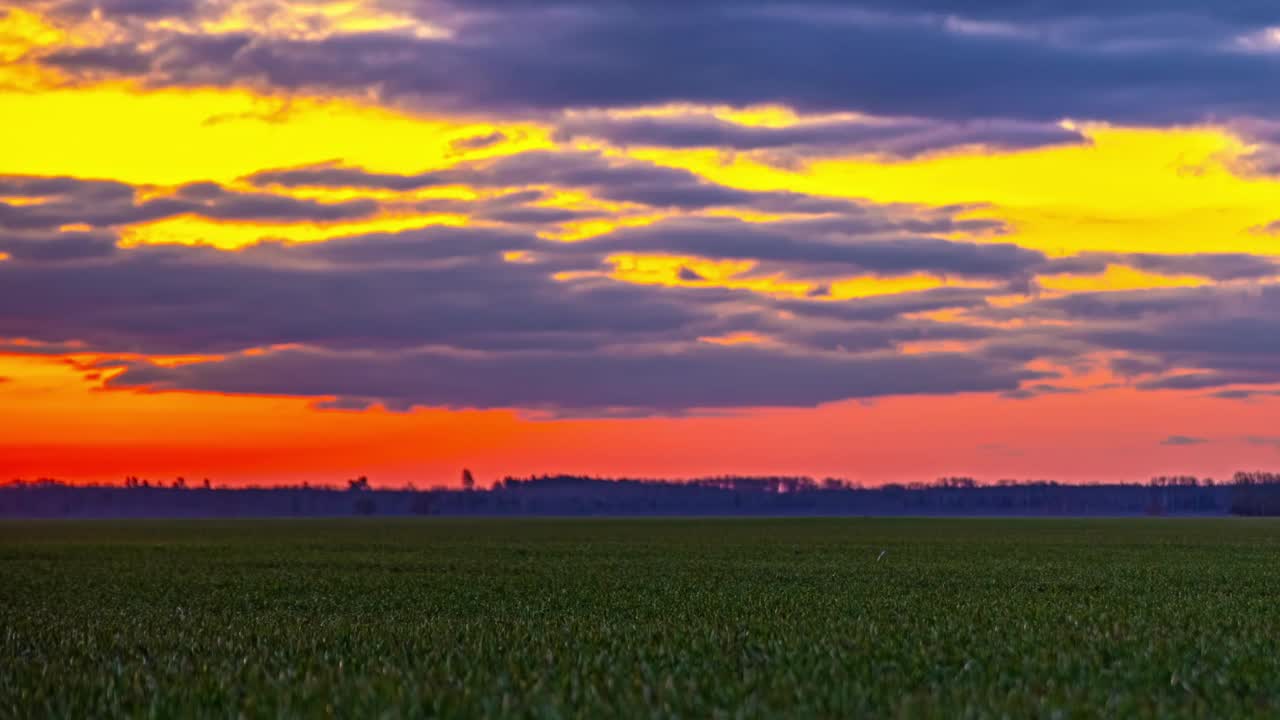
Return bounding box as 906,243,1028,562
37,0,200,21
33,0,1280,32
245,153,1038,283
571,216,1040,279
102,343,1040,414
15,200,1280,414
0,233,735,356
1161,434,1208,446
778,321,992,354
0,175,378,231
0,209,1057,413
1226,119,1280,178
988,284,1280,392
32,2,1280,126
1210,388,1280,400
0,214,1016,353
0,230,119,262
1001,286,1222,322
775,286,992,322
1000,383,1080,400
1138,373,1271,391
249,151,879,213
677,266,705,282
450,131,507,152
556,112,1087,158
1043,252,1280,281
1108,354,1169,378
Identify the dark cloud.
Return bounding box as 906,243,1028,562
1006,287,1216,321
246,153,1034,280
417,1,1280,27
0,227,727,355
1137,372,1278,391
37,0,1280,30
280,225,539,264
103,343,1039,414
989,284,1280,391
0,175,378,231
250,163,444,192
34,3,1280,125
1043,252,1280,281
775,286,992,323
677,266,705,282
0,214,1060,413
450,131,507,152
11,1,1280,418
479,206,599,226
1161,434,1208,446
785,321,991,354
0,211,1033,357
1087,310,1280,364
0,339,91,357
250,151,873,213
169,182,379,222
1211,389,1280,400
574,217,1042,279
1108,354,1168,378
0,230,119,262
406,190,605,227
1000,383,1080,400
556,113,1086,157
38,0,200,20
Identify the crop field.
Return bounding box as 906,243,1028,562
4,518,1280,718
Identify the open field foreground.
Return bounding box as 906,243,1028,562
4,518,1280,718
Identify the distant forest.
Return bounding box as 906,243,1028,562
5,472,1280,518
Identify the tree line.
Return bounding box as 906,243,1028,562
3,470,1276,518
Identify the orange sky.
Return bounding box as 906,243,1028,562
4,351,1278,487
3,3,1280,487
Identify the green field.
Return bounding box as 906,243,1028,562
4,518,1280,718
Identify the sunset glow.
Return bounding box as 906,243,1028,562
4,1,1280,487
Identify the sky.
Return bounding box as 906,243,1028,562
3,1,1280,487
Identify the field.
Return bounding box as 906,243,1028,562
4,518,1280,718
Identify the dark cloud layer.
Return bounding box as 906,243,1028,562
0,175,378,233
1043,252,1280,281
1001,285,1280,393
250,151,878,214
0,231,707,355
577,217,1043,280
5,206,1280,411
10,0,1280,419
1161,434,1208,446
556,114,1087,158
104,344,1037,414
8,148,1280,413
0,218,1044,412
34,2,1280,126
245,151,1041,281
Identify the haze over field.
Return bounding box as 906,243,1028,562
4,1,1280,485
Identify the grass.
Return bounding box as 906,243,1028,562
3,518,1280,718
